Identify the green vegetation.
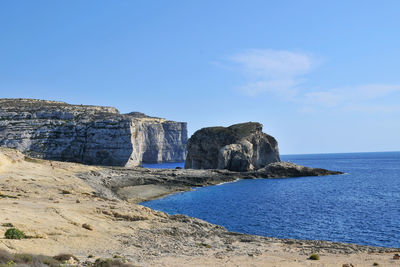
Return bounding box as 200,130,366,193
0,194,17,199
13,254,33,263
373,263,379,266
4,228,25,239
197,243,212,248
308,254,320,260
93,258,134,267
23,156,42,163
0,250,60,267
61,189,71,194
0,250,139,267
53,253,79,263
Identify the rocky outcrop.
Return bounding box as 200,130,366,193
185,122,280,171
0,98,187,166
77,161,343,202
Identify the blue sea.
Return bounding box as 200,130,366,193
141,152,400,248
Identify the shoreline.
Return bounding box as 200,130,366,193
79,163,400,251
77,161,343,203
138,178,242,204
1,148,400,266
139,179,400,251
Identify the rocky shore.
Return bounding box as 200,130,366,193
2,148,400,266
77,161,343,202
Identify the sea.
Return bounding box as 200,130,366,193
141,152,400,248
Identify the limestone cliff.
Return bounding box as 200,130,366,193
185,122,280,171
0,98,187,166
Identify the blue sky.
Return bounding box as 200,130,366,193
1,0,400,154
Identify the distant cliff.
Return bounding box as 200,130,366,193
0,99,187,166
185,122,280,171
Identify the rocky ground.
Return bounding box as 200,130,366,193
77,161,342,202
0,148,399,266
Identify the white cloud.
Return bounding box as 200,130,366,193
228,49,314,96
356,84,400,99
230,49,313,77
238,79,300,97
304,91,342,108
220,49,400,113
304,84,400,109
343,105,400,113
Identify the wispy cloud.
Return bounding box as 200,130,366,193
227,49,315,96
304,84,400,110
219,49,400,113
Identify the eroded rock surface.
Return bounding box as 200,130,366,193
76,161,343,202
2,148,394,267
0,98,187,166
185,122,280,171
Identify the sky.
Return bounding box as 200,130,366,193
1,0,400,154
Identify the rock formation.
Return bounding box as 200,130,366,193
0,98,187,166
185,122,280,171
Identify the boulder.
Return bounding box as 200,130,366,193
185,122,280,171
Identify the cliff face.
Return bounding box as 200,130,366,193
0,99,187,166
185,122,280,171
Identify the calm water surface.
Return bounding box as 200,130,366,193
141,152,400,248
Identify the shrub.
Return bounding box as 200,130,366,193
60,190,71,195
94,258,133,267
6,260,16,266
38,255,61,267
197,243,212,248
0,249,12,263
0,194,17,199
4,228,25,240
13,253,33,263
309,254,320,260
53,253,79,262
0,250,62,267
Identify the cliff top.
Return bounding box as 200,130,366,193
0,98,170,122
193,122,264,141
186,122,279,171
0,98,119,113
